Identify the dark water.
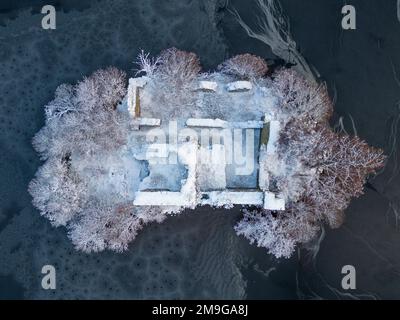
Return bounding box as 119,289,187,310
0,0,96,26
0,0,399,299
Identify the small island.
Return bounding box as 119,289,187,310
29,48,385,258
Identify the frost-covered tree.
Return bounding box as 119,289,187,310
32,67,129,159
303,125,385,227
28,156,87,227
235,207,318,259
30,62,191,254
68,202,168,253
136,48,202,118
30,67,131,227
272,68,333,123
74,67,127,112
67,201,142,253
155,47,202,84
242,117,386,258
235,209,295,259
44,84,77,121
136,47,201,87
218,53,268,79
135,50,161,77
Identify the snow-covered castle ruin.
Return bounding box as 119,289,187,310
123,76,285,211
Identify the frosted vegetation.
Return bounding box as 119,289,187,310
29,48,385,258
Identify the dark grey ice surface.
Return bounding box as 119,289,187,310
0,0,399,299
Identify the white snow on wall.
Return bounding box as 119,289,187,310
230,121,264,129
127,76,148,117
264,192,285,211
226,81,253,92
186,118,263,129
178,142,198,206
258,145,269,190
266,120,280,155
133,191,191,207
200,191,264,206
138,118,161,127
186,118,226,128
196,81,218,92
